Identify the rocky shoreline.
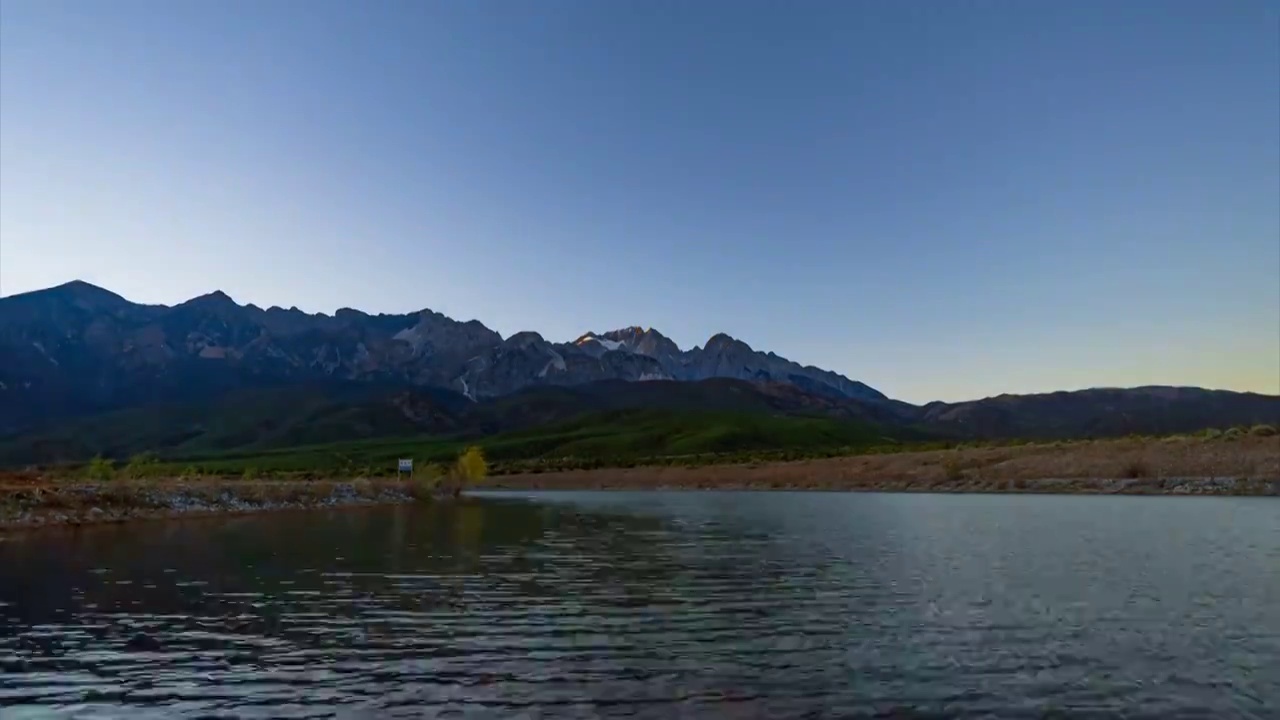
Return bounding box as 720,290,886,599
485,472,1280,495
0,479,423,530
3,474,1276,533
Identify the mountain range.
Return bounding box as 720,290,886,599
1,280,1277,465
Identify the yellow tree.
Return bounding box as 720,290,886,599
455,446,487,485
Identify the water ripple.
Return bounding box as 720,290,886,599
2,493,1278,718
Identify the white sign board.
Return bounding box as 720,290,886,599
397,458,413,473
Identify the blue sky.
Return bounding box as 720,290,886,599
2,0,1277,403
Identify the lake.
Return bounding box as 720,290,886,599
1,492,1277,718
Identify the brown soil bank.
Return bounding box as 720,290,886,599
485,436,1280,494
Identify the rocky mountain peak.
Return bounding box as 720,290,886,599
176,291,244,320
7,280,134,317
53,279,126,300
462,319,493,332
573,332,624,353
184,290,237,307
392,309,501,358
599,326,664,343
703,332,750,353
504,331,547,349
602,326,647,339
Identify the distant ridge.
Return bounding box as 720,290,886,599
0,281,1275,463
0,280,882,431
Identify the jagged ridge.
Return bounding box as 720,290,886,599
0,281,884,432
574,327,884,401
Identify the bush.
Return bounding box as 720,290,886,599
1201,428,1223,440
1250,424,1277,437
942,457,965,482
123,452,160,478
455,446,487,484
403,464,443,501
432,447,489,497
84,456,115,481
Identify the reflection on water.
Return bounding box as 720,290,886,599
1,492,1278,718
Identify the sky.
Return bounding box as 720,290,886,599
1,0,1277,404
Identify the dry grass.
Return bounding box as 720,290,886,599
3,435,1278,528
485,435,1280,492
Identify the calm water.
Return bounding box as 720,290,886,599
1,492,1277,719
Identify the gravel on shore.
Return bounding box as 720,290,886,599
0,479,421,530
484,472,1280,495
2,475,1275,532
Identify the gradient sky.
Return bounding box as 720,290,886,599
2,0,1277,403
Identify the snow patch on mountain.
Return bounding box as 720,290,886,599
31,342,58,365
575,333,627,352
538,349,567,377
393,325,429,354
571,326,885,401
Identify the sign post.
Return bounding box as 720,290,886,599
397,458,414,478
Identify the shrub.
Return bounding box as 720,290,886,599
1201,428,1223,440
433,447,489,497
123,452,160,478
408,465,443,501
84,456,115,482
242,466,259,481
1250,424,1277,437
456,446,487,484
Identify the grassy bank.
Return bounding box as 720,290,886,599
29,415,1279,482
484,434,1280,494
3,432,1277,530
5,408,917,479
